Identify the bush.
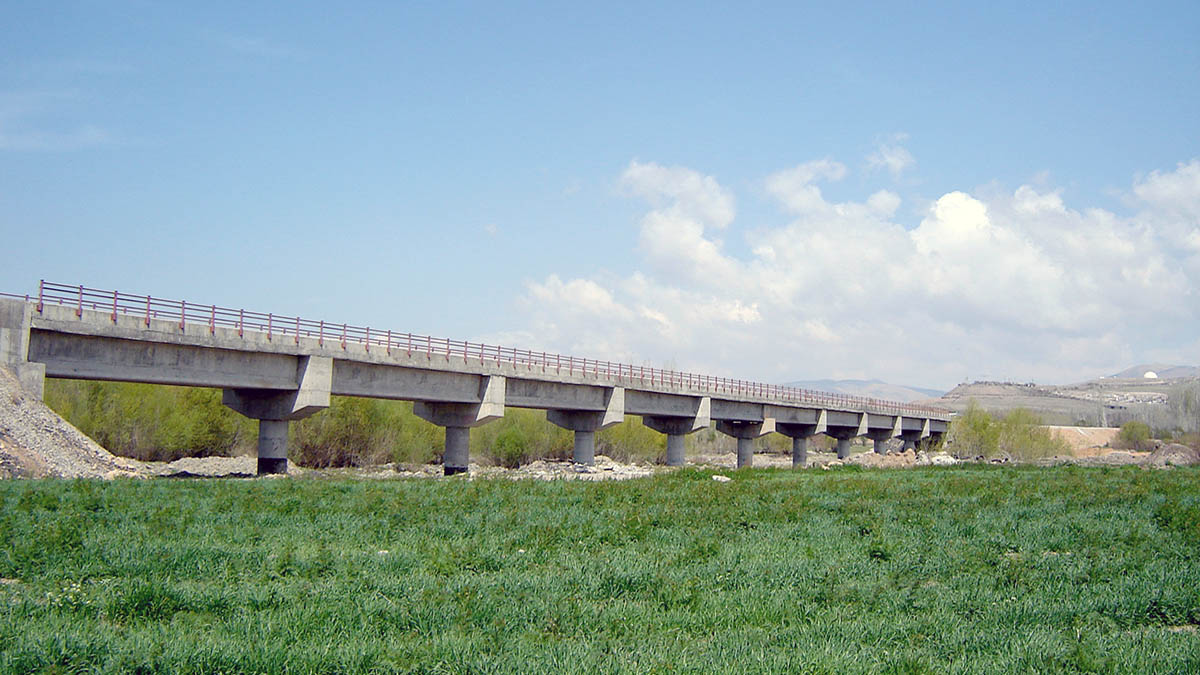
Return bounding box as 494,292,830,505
947,401,1070,461
44,381,255,462
472,409,571,468
1115,421,1153,451
597,416,665,463
292,398,440,468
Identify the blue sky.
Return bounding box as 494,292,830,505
2,1,1198,390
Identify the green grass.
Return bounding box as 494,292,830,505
2,466,1199,673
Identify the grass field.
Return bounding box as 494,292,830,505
2,466,1199,673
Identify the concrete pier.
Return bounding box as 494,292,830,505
443,426,471,475
643,397,710,467
546,387,624,465
776,416,825,469
791,436,808,467
220,355,333,474
256,420,289,474
572,430,596,465
717,418,775,468
414,376,506,475
874,438,887,454
665,433,686,466
836,437,851,459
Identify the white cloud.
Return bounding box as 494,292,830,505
516,158,1200,389
867,134,916,177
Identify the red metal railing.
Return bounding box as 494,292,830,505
20,281,950,418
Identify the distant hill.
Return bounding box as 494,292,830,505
1108,364,1200,380
783,379,945,403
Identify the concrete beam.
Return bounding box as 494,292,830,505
31,331,300,390
625,391,712,419
412,375,506,428
222,356,333,421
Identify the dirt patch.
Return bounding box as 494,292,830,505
1045,426,1119,455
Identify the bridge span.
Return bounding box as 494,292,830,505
1,282,950,475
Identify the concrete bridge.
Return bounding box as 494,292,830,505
1,282,950,475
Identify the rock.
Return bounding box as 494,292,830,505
1144,443,1200,467
712,475,732,483
930,453,958,466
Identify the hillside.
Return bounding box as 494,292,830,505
922,370,1200,428
784,379,944,403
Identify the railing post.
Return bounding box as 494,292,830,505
76,285,83,318
36,280,44,313
341,324,347,350
386,329,391,355
267,313,273,341
364,327,370,353
111,290,118,323
295,316,300,345
237,308,243,337
144,295,151,327
179,299,186,331
318,320,325,347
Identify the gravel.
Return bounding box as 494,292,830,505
0,367,143,479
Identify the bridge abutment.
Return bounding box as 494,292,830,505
0,298,45,399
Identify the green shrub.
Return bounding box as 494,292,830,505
44,381,255,462
947,400,1000,457
1115,421,1153,451
597,416,665,462
471,409,571,468
947,402,1070,461
292,398,439,467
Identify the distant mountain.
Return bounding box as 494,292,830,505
782,379,945,403
1108,364,1200,380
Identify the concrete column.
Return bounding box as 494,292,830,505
413,376,507,476
643,399,710,467
776,420,822,469
716,419,775,469
736,438,754,468
444,426,471,475
257,420,289,474
545,387,623,466
665,433,686,466
903,439,916,452
874,438,887,455
836,437,851,459
223,355,333,476
573,430,596,466
792,436,808,467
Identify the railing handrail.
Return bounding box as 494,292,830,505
17,280,951,418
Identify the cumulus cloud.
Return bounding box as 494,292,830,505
516,158,1200,389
